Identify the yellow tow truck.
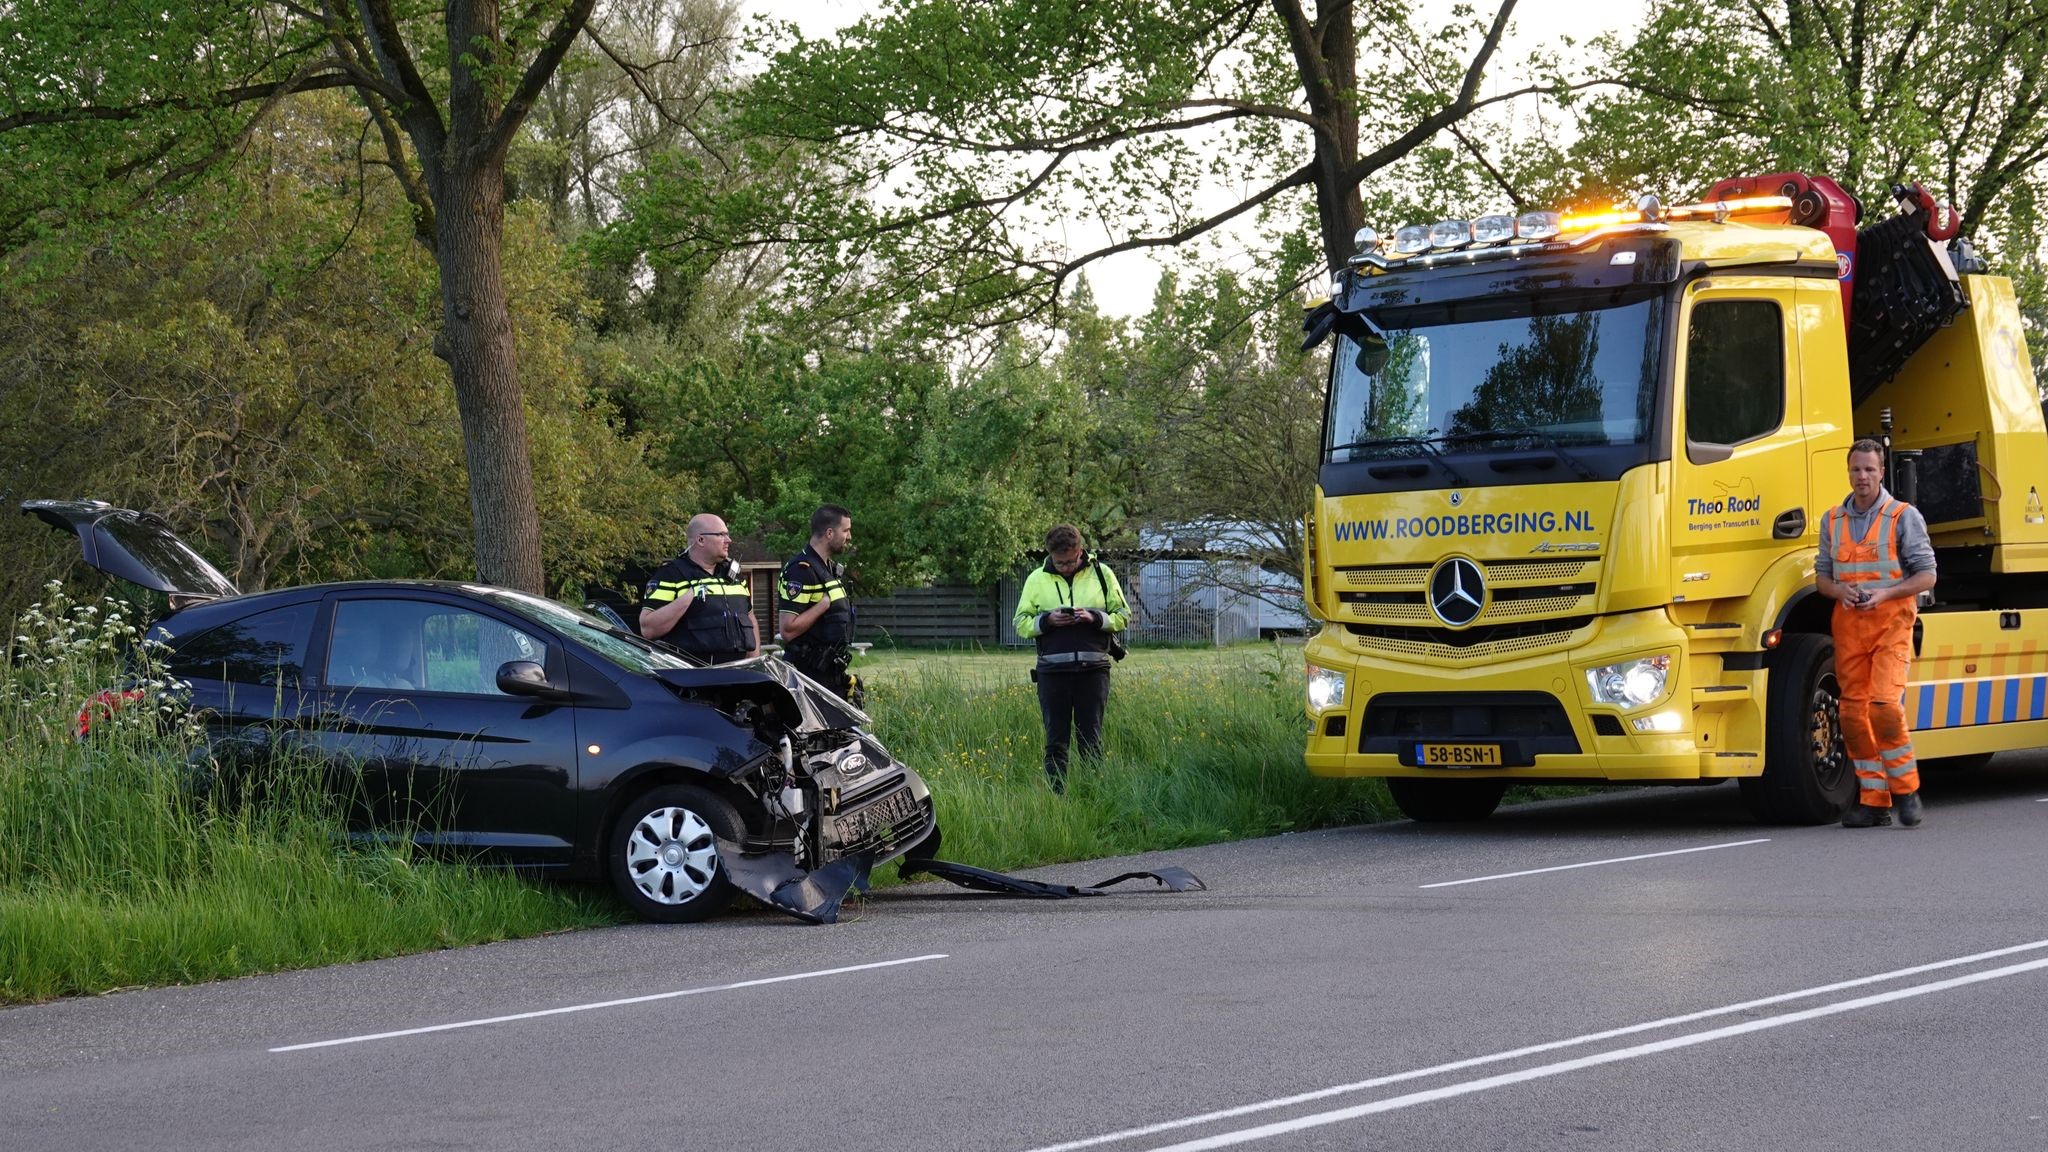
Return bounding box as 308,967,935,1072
1300,171,2048,822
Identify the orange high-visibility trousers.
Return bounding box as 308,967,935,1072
1832,596,1919,808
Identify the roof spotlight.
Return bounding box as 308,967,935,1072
1428,219,1473,249
1471,214,1516,244
1516,211,1561,240
1391,224,1431,255
1353,225,1380,252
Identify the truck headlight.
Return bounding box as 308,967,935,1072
1306,664,1347,712
1586,655,1670,709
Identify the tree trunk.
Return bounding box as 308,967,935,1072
436,158,545,593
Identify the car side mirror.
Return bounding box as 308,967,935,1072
496,660,569,700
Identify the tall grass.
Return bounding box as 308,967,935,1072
0,585,615,1004
866,647,1394,873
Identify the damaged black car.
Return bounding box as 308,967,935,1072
26,499,938,924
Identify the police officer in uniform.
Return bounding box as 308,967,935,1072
778,505,862,705
640,513,760,663
1013,523,1130,793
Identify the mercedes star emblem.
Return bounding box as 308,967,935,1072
1428,557,1486,628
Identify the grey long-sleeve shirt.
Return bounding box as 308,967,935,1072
1814,487,1937,582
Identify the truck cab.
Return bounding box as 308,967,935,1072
1302,178,2048,823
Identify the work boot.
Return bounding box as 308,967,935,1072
1841,803,1892,828
1045,767,1067,796
1896,791,1924,827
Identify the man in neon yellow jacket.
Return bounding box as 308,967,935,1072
1012,523,1132,793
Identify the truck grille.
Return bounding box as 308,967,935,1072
1344,617,1595,663
1332,558,1598,630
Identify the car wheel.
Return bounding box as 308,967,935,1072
1387,777,1507,822
608,784,744,923
1740,632,1852,824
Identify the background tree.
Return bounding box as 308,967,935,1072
620,0,1566,334
0,0,737,591
0,93,683,620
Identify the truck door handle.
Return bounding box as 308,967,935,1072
1772,508,1806,538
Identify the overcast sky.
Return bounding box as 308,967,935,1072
737,1,1648,315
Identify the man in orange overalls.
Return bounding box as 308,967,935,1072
1815,439,1938,827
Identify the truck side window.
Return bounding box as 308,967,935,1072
1685,300,1784,452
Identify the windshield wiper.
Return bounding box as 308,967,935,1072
1442,430,1600,482
1327,434,1468,487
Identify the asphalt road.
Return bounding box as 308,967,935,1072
7,752,2047,1152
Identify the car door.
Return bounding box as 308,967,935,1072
310,594,580,867
161,599,320,760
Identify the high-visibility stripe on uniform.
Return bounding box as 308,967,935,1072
646,578,749,603
783,579,848,606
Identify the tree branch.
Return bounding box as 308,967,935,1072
0,73,360,133
487,0,598,162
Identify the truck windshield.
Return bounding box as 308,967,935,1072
1324,292,1664,464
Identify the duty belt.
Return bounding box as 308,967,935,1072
1037,650,1113,669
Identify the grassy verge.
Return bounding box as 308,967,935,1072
0,588,615,1004
861,644,1393,873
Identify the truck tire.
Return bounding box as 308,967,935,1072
1741,632,1853,824
1388,777,1507,822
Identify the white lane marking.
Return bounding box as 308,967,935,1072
1020,937,2048,1152
1131,954,2048,1152
1418,838,1770,889
270,953,948,1053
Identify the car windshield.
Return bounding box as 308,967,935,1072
463,585,698,674
1324,290,1664,463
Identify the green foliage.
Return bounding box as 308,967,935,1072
618,0,1546,334
0,99,683,622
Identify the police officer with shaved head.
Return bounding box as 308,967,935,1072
640,513,759,663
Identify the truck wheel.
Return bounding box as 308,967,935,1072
607,784,744,923
1741,632,1853,824
1388,777,1507,822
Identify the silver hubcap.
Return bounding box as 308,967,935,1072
624,806,720,905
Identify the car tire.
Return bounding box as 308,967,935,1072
608,784,745,923
1740,632,1852,824
1387,777,1507,822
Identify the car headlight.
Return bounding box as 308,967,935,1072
1306,664,1347,712
1585,655,1671,709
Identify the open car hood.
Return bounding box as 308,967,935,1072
652,654,870,734
22,499,239,604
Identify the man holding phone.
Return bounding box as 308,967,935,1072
1012,523,1132,793
1815,440,1937,827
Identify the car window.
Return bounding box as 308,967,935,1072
165,603,317,687
327,600,547,696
